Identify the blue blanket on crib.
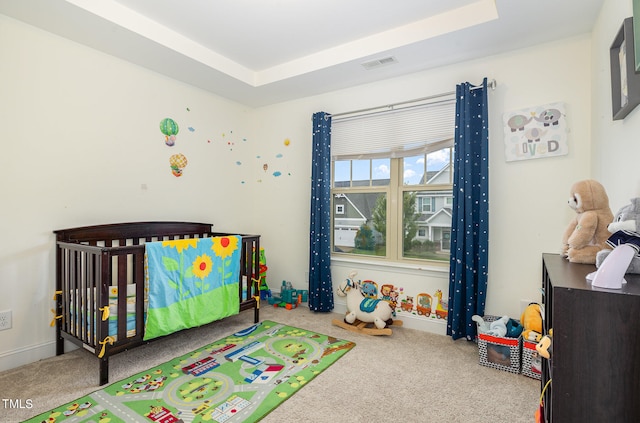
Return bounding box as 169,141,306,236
143,236,241,340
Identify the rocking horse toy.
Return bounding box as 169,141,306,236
332,271,403,336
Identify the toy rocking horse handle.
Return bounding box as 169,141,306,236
341,276,358,292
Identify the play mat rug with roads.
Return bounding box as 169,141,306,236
24,320,355,423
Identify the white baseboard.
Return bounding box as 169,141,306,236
0,340,78,373
333,300,447,336
0,341,56,372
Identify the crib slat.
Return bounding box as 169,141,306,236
88,250,96,347
71,249,80,341
135,249,145,342
115,253,124,342
61,248,71,337
78,250,86,343
98,250,110,353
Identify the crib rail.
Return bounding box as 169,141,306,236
236,234,261,320
55,221,215,244
55,242,146,353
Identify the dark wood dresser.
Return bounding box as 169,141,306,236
541,253,640,422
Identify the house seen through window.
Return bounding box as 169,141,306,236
330,99,455,264
332,149,453,262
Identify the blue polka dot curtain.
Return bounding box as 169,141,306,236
309,112,334,312
447,78,489,341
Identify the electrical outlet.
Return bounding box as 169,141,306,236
0,310,12,331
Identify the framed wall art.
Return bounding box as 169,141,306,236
610,17,640,120
634,0,640,71
502,102,568,162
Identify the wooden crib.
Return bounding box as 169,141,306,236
54,221,260,385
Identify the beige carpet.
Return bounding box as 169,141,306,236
1,306,539,422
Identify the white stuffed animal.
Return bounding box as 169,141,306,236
472,315,509,337
596,198,640,274
336,271,393,329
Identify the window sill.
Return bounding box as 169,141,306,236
331,255,449,277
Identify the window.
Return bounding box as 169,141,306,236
445,196,453,207
331,99,455,264
418,196,435,213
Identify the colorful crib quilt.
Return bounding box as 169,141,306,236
143,236,241,340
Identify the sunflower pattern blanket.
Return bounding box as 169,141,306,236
143,236,241,340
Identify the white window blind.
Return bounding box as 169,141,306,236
331,99,455,160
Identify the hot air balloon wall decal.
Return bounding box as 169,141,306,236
169,153,188,177
160,118,179,146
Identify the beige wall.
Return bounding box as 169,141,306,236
3,0,632,370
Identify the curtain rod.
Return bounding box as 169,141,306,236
328,78,496,119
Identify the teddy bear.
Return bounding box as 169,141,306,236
561,179,614,264
595,198,640,274
520,303,542,342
